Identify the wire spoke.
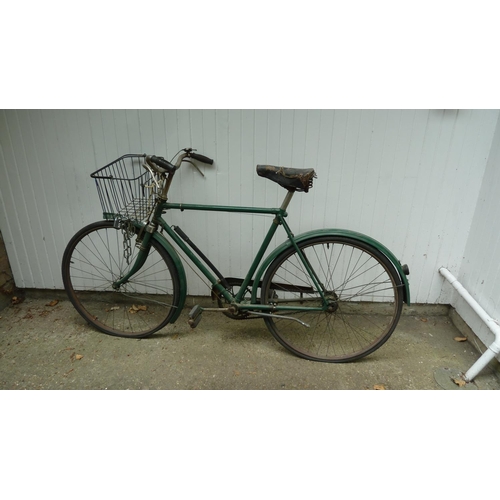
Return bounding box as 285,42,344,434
262,238,401,361
66,222,177,337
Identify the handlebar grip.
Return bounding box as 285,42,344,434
190,153,214,165
149,155,176,173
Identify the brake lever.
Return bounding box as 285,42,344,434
183,159,205,177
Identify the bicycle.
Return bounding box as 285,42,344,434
61,148,410,362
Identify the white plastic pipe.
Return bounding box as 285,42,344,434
439,267,500,382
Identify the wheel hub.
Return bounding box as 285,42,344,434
325,292,339,313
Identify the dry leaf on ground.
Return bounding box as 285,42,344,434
129,304,147,313
75,354,83,360
46,300,59,307
454,336,468,342
453,377,466,387
373,384,386,390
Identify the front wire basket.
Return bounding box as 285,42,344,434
91,154,162,222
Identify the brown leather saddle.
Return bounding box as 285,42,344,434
256,165,316,193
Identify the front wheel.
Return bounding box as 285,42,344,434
260,236,404,362
62,220,180,338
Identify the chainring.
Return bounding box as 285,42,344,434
211,278,254,320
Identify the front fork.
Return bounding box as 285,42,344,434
112,222,156,289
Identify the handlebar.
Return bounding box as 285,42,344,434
143,148,214,200
146,155,176,174
190,152,214,165
146,149,214,176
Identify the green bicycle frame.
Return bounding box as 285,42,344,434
154,199,328,314
112,185,410,325
111,150,410,324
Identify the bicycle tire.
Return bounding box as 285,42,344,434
62,220,180,338
260,235,404,362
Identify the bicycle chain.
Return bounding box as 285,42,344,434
121,220,135,265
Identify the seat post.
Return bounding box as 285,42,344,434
280,190,295,211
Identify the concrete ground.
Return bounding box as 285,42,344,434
0,291,499,390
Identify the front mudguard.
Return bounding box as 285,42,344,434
151,230,187,323
251,229,410,305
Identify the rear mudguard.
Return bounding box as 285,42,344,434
251,229,410,305
152,230,187,323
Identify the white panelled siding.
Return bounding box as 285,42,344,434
0,110,498,312
455,116,500,349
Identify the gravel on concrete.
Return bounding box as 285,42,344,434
1,292,499,390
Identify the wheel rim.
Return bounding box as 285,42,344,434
262,238,403,362
64,222,178,337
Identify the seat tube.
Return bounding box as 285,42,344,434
234,192,294,302
234,217,281,302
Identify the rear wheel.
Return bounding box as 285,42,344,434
62,220,180,338
260,236,404,362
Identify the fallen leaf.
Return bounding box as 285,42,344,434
110,306,120,311
454,336,468,342
128,304,147,312
420,318,428,322
373,384,386,390
453,377,466,387
11,296,22,305
46,300,59,307
75,354,83,360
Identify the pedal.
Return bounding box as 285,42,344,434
188,304,203,328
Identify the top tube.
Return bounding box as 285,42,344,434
160,202,287,217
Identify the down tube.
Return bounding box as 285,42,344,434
157,220,228,297
156,218,279,304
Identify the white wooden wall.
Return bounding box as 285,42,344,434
455,117,500,348
0,110,498,306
